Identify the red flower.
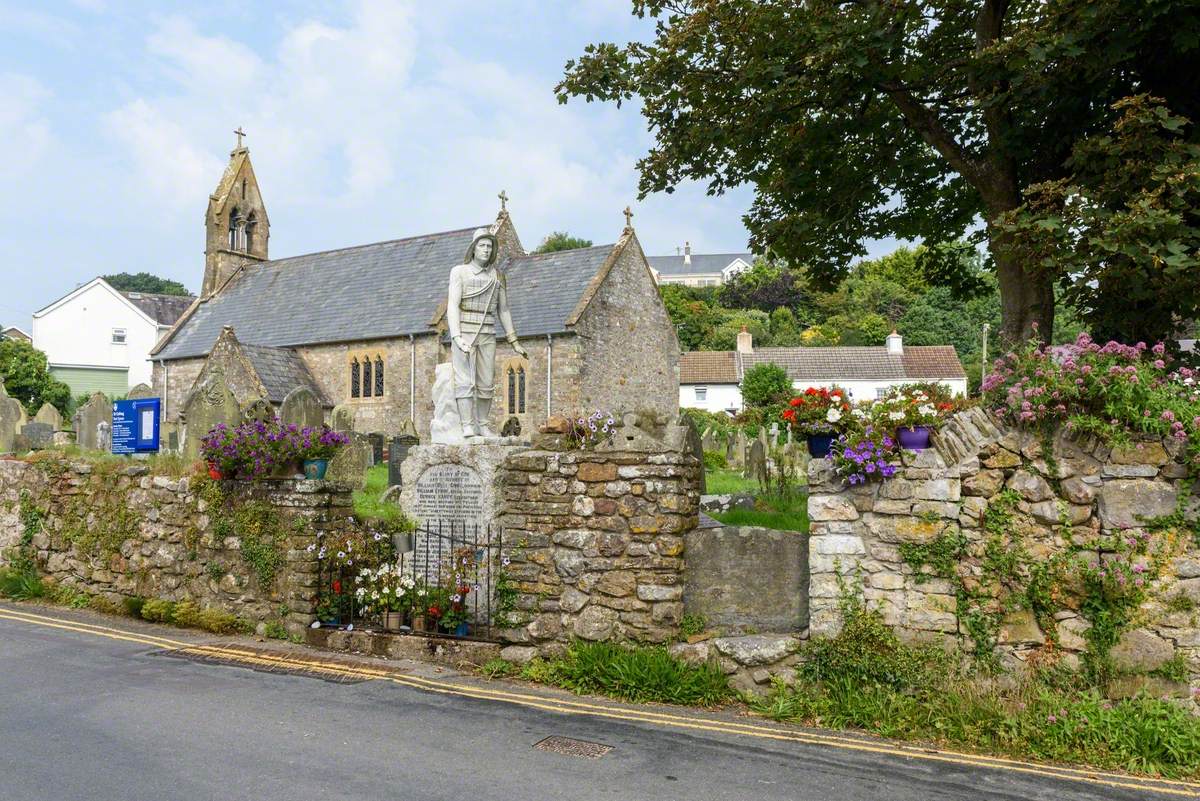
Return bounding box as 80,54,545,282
782,409,796,421
789,397,803,407
332,579,342,594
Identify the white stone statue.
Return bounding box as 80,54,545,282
443,227,528,439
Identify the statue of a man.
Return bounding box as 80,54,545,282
446,228,528,439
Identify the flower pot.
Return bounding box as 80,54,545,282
303,458,330,480
207,463,224,481
411,614,427,633
896,426,931,451
382,611,403,632
806,433,836,458
453,621,470,637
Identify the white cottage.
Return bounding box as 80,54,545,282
32,278,194,396
680,329,968,414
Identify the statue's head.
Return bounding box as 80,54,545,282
466,228,498,269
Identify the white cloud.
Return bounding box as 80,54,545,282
0,73,52,179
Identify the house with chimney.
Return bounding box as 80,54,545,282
679,329,968,415
647,243,754,287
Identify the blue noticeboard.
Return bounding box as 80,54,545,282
112,398,161,455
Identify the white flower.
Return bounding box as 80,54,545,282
918,404,936,416
826,407,842,424
337,551,346,559
888,411,906,421
852,409,867,419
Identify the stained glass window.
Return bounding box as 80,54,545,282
350,359,360,398
374,356,384,396
518,367,526,414
507,368,517,414
363,359,373,398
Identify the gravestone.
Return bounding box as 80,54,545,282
181,372,239,461
768,422,780,445
330,403,354,433
679,415,706,494
21,422,52,449
97,421,111,452
73,393,111,451
242,397,274,424
167,430,179,452
0,384,24,453
731,429,748,469
388,430,420,487
367,432,385,465
280,387,323,430
747,439,767,484
33,403,63,431
325,432,373,486
700,427,716,453
127,383,154,400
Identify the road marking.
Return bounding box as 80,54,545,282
2,606,1197,798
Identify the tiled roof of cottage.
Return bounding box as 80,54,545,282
122,292,195,326
154,228,620,361
647,252,753,277
679,345,966,384
239,343,330,406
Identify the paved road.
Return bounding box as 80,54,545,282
0,603,1194,801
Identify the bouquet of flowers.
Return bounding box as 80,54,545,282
831,426,898,485
354,559,416,617
782,387,851,435
870,385,951,430
296,426,350,460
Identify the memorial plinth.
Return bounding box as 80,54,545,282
399,441,528,530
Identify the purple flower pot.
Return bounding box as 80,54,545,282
896,426,931,451
806,433,836,458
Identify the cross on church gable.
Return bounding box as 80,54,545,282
234,126,246,149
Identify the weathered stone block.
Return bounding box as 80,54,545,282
1097,480,1176,529
1110,628,1174,672
808,495,860,522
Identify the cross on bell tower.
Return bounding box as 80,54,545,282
233,126,246,150
623,205,634,230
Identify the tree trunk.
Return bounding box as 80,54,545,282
989,227,1054,346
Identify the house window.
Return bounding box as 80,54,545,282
111,328,126,344
362,359,373,398
694,386,708,402
374,356,384,396
350,359,360,398
875,387,889,399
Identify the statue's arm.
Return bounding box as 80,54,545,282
447,267,463,342
498,281,518,343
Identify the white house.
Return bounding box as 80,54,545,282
32,278,195,397
680,329,968,414
648,243,753,287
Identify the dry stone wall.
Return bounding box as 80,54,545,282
808,407,1200,684
496,436,701,659
0,456,355,636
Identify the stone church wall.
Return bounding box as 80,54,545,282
154,357,205,424
807,407,1200,685
0,456,354,637
575,238,680,421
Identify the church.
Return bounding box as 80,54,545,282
150,139,681,440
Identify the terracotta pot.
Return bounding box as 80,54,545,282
207,463,224,481
411,614,427,632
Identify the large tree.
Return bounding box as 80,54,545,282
557,0,1199,343
102,272,190,296
532,232,594,254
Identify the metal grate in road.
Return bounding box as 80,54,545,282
533,736,613,759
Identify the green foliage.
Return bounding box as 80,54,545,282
263,620,290,640
47,584,92,608
679,407,733,439
718,258,811,314
704,469,757,496
171,600,203,628
102,271,190,296
352,464,415,534
122,596,146,618
740,363,791,409
205,562,227,582
709,501,809,533
201,478,290,589
702,450,727,471
0,567,45,600
197,607,246,635
140,598,176,623
1149,654,1190,683
678,614,707,639
532,231,594,253
480,658,517,679
0,338,72,416
538,640,732,706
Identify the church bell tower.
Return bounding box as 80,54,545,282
202,127,270,297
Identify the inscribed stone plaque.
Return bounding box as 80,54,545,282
411,463,485,580
242,397,274,424
368,432,385,465
21,422,52,449
281,387,323,429
33,403,63,431
325,432,372,486
73,393,112,450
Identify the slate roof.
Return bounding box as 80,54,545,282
239,343,330,406
647,252,753,277
156,227,621,361
122,292,195,326
680,345,965,383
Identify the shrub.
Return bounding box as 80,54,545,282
702,450,727,470
0,567,44,600
197,607,243,635
480,659,516,679
171,600,203,628
550,641,732,706
140,599,176,624
122,596,146,618
741,362,792,408
263,620,290,640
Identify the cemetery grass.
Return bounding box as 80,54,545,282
710,491,809,533
705,469,758,494
352,464,391,519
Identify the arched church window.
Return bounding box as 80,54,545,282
228,208,246,251
350,358,360,399
503,357,529,416
245,212,257,251
518,366,526,414
363,359,373,398
507,367,516,415
374,356,384,396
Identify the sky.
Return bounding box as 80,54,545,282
0,0,897,327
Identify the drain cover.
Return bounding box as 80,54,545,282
533,736,613,759
155,646,370,685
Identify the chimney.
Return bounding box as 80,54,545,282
736,325,753,354
683,241,692,265
886,329,903,355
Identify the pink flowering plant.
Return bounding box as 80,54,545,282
983,329,1200,466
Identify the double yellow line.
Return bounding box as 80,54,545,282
1,604,1197,799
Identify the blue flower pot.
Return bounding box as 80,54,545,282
807,433,836,458
454,622,469,637
303,458,329,479
896,426,931,451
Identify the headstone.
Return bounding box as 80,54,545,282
73,393,112,451
679,415,706,494
331,403,355,433
731,429,748,469
325,432,372,486
367,432,385,465
33,402,63,431
167,430,179,452
280,386,323,430
97,421,111,452
768,422,780,445
0,384,24,453
700,427,716,453
747,439,767,484
127,383,154,400
181,373,239,461
242,397,274,424
388,431,420,487
21,422,52,449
